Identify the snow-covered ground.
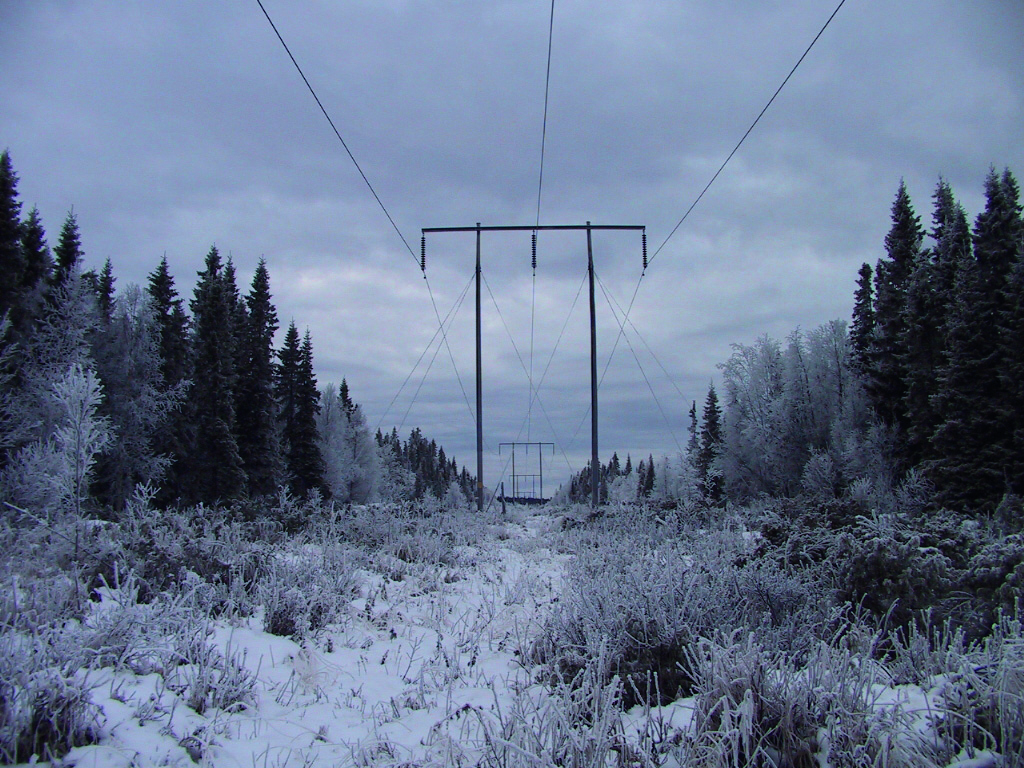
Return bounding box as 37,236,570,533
54,509,574,767
5,503,1019,768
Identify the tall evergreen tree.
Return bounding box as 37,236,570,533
698,384,723,501
930,169,1022,510
86,258,116,325
8,206,51,339
1002,253,1024,496
294,329,325,496
189,246,245,502
686,401,699,457
643,453,656,497
850,263,874,370
901,180,972,466
868,181,922,439
0,150,24,320
276,322,300,477
52,210,83,290
146,256,193,504
236,259,282,496
277,323,324,497
147,256,191,388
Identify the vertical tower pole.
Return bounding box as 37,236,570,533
475,224,484,512
587,222,599,508
539,446,544,500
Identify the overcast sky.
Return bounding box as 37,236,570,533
2,0,1023,493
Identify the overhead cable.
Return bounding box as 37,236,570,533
648,0,848,267
255,0,418,268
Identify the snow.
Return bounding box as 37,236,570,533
8,505,1021,768
47,508,569,767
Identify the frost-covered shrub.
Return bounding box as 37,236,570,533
835,523,954,630
959,534,1024,637
167,640,256,716
0,632,100,764
934,614,1024,763
259,543,357,640
118,502,264,612
532,516,835,710
681,631,938,768
471,658,627,768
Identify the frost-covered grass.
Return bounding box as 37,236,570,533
0,497,1022,766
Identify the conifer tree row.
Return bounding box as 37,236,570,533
856,167,1024,512
0,149,474,516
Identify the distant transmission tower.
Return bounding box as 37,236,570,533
421,223,646,509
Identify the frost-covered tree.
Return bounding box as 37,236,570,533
91,285,185,511
376,430,414,502
719,322,869,502
651,451,700,508
318,382,379,503
3,364,110,521
719,335,784,499
8,269,98,450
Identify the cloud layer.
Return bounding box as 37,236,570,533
2,0,1022,488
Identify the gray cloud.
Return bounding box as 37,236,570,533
2,0,1022,490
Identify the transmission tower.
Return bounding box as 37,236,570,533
421,222,646,509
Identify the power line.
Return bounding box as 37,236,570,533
254,0,419,268
531,0,556,443
648,0,848,267
535,0,556,228
482,271,577,477
257,0,478,441
396,273,475,435
374,270,475,434
596,272,683,454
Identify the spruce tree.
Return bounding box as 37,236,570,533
635,459,647,500
698,384,723,502
644,453,656,497
0,150,24,320
189,246,245,502
901,180,972,467
340,378,354,416
11,206,51,338
236,259,282,496
146,256,193,503
295,330,325,497
52,210,83,290
850,263,874,370
276,322,301,487
277,323,324,497
868,181,922,438
88,258,116,325
930,169,1021,510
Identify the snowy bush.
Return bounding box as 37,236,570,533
0,631,100,764
835,516,955,630
531,510,835,711
679,630,942,768
259,541,357,640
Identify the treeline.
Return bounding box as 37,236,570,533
0,149,473,517
567,166,1023,519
